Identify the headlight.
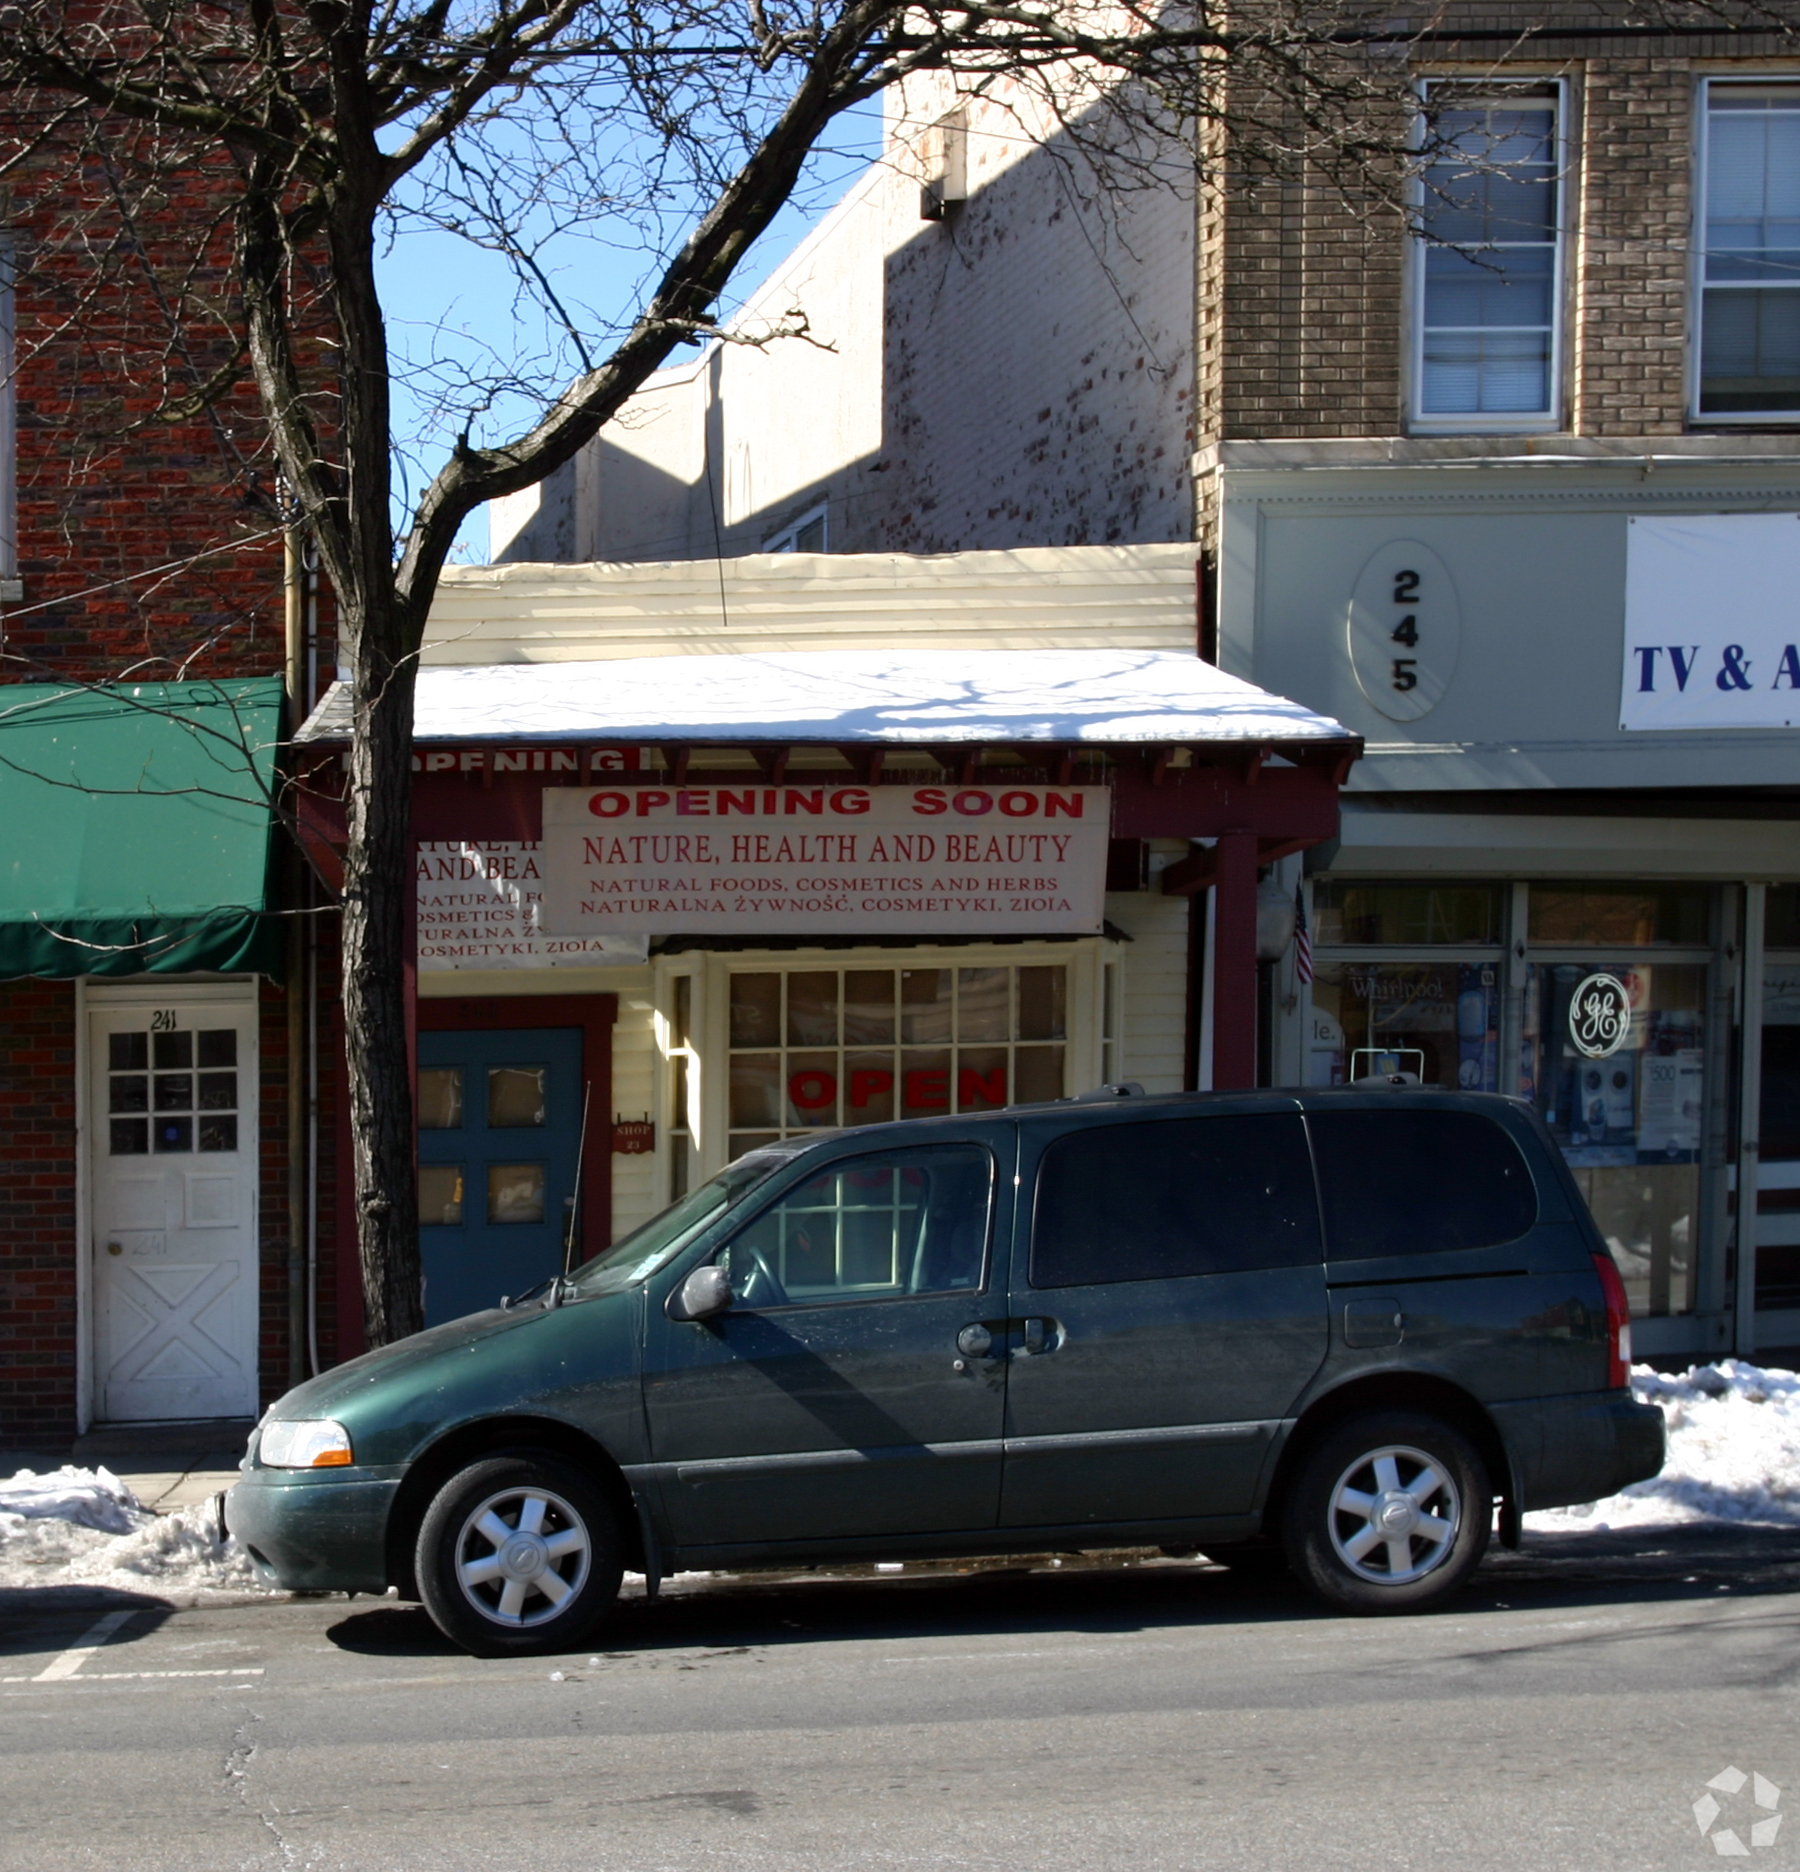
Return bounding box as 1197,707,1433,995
259,1419,354,1469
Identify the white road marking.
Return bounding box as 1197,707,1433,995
1,1610,265,1685
2,1667,265,1684
89,1668,266,1681
31,1609,136,1681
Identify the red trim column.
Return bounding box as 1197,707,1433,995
1211,829,1258,1090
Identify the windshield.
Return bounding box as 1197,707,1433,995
566,1149,796,1298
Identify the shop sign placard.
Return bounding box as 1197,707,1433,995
1638,1050,1703,1157
1622,515,1800,730
539,784,1109,935
416,841,649,969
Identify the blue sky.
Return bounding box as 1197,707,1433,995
376,105,883,564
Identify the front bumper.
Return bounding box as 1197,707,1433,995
225,1465,405,1593
1491,1388,1667,1514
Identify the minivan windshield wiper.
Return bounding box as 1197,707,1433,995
563,1147,799,1298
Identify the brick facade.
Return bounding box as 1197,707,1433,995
1196,27,1800,488
0,123,338,1443
0,981,78,1442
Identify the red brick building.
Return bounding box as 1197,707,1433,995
0,136,342,1447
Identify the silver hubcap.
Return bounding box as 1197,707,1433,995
453,1485,591,1627
1327,1444,1460,1586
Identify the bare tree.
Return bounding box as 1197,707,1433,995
0,0,1571,1345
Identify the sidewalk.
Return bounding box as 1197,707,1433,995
3,1419,252,1515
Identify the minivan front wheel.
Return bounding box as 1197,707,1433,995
416,1454,623,1657
1283,1412,1490,1615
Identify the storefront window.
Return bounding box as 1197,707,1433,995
1769,885,1800,951
1527,884,1710,947
1527,961,1706,1319
1758,951,1800,1310
726,964,1067,1157
1765,960,1800,1163
1311,881,1503,946
1308,961,1501,1089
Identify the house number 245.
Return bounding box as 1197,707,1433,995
1346,540,1462,724
1391,568,1420,692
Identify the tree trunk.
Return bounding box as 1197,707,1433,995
340,617,424,1346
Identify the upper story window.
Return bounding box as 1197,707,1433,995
1697,81,1800,420
1411,84,1565,432
763,503,827,553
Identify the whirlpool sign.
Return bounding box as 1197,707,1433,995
1622,514,1800,730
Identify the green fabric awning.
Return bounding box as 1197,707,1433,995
0,679,285,979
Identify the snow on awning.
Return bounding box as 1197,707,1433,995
295,649,1354,749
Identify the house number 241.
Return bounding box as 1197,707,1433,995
1346,540,1462,724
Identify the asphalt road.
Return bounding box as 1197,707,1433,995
3,1530,1799,1872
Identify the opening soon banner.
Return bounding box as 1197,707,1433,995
539,783,1110,934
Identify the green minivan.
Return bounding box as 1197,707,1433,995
226,1087,1665,1655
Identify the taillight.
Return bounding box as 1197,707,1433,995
1592,1250,1632,1389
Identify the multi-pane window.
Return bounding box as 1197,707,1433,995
725,963,1067,1159
1698,83,1800,417
1414,87,1563,426
108,1028,239,1155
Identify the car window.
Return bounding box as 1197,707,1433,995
724,1144,992,1306
566,1148,792,1297
1029,1113,1320,1289
1307,1109,1538,1259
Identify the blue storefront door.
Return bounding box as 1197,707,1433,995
416,1027,585,1326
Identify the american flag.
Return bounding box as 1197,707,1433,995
1293,883,1313,986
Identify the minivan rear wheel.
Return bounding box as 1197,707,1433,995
416,1453,623,1657
1283,1411,1490,1615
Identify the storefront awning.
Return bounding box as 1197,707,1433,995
294,648,1354,750
0,680,285,979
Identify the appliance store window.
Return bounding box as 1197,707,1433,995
1696,81,1800,419
1307,882,1506,1091
1307,880,1717,1323
1410,84,1566,431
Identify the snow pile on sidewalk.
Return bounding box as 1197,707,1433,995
0,1467,272,1596
1525,1361,1800,1534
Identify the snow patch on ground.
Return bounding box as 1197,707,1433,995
0,1467,273,1597
1525,1361,1800,1534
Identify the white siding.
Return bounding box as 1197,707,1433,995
1105,851,1192,1094
424,543,1198,664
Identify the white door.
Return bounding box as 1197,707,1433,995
88,989,259,1421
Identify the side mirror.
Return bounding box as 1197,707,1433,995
666,1262,734,1323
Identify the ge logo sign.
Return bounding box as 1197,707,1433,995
1569,973,1633,1059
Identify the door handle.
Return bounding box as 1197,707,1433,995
1021,1316,1052,1355
956,1324,994,1358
